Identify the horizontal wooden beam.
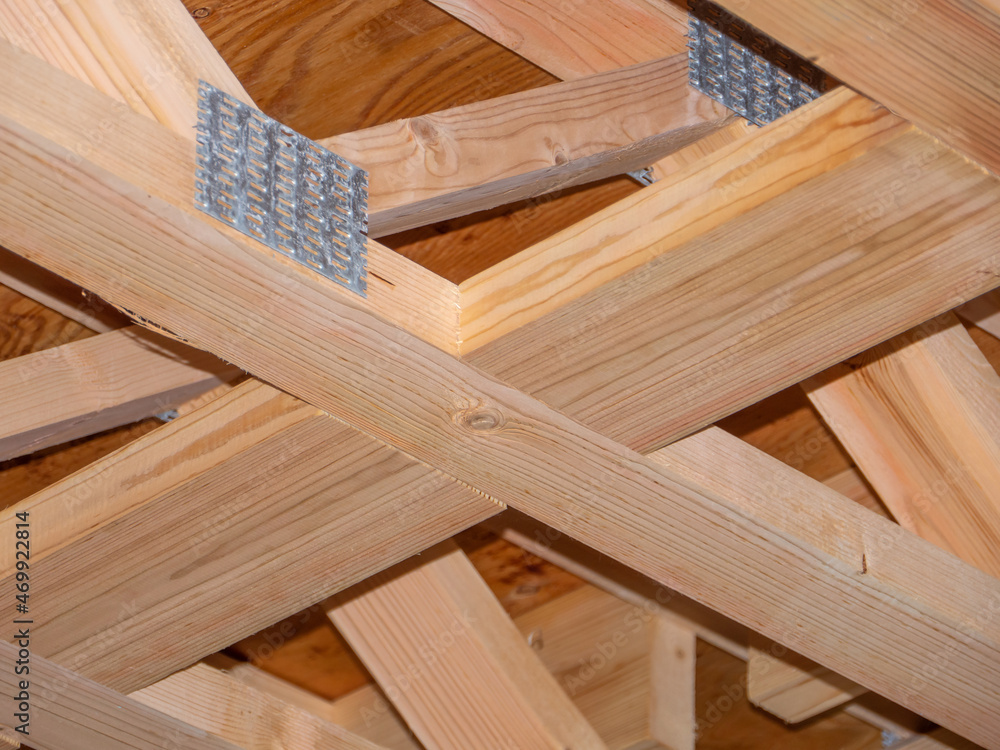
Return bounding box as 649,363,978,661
0,325,238,461
323,54,731,236
1,380,498,693
132,662,387,749
327,543,607,750
0,641,240,750
712,0,1000,176
6,39,1000,745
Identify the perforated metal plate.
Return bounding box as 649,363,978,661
195,82,369,296
687,0,826,126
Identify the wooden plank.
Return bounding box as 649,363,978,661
805,312,1000,578
746,634,867,723
5,42,1000,744
321,54,731,236
425,0,689,80
514,585,653,749
649,618,696,750
0,248,128,332
713,0,1000,175
0,325,238,461
459,89,905,353
1,381,498,693
132,662,387,750
957,290,1000,343
327,543,607,750
0,39,460,353
182,0,558,140
0,642,241,750
464,122,1000,454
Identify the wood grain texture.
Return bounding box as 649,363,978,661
183,0,556,139
0,642,240,750
0,40,460,353
0,248,128,332
459,89,905,352
714,0,1000,175
805,312,1000,578
426,0,689,80
132,662,387,750
6,37,1000,745
649,618,696,750
1,381,498,693
0,326,238,461
0,0,251,134
465,125,1000,455
327,543,607,750
321,54,731,236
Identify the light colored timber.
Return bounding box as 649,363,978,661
514,585,654,749
713,0,1000,175
0,0,252,133
426,0,689,80
132,662,387,750
463,122,1000,454
0,325,238,461
649,618,696,750
5,41,1000,745
321,54,731,236
0,380,498,693
957,289,1000,341
805,312,1000,578
459,89,906,354
0,247,128,332
0,642,240,750
746,633,867,723
327,542,608,750
0,39,459,353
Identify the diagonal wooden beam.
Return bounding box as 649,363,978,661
1,380,499,693
5,76,1000,748
0,325,238,461
326,543,607,750
712,0,1000,176
321,54,731,236
804,312,1000,577
132,662,387,750
0,641,241,750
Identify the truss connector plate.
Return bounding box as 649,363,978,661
195,82,369,296
686,0,830,126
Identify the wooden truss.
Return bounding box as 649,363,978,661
0,0,999,748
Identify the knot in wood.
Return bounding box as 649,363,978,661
458,407,505,433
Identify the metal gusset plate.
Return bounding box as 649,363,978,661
195,82,369,296
687,0,828,126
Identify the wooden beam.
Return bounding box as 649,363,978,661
0,642,241,750
713,0,1000,175
0,325,238,461
805,312,1000,578
649,618,696,750
6,41,1000,744
957,290,1000,340
746,634,867,723
425,0,689,80
1,380,498,693
459,88,904,353
0,0,253,132
132,662,387,750
326,542,607,750
321,54,731,236
463,116,1000,454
